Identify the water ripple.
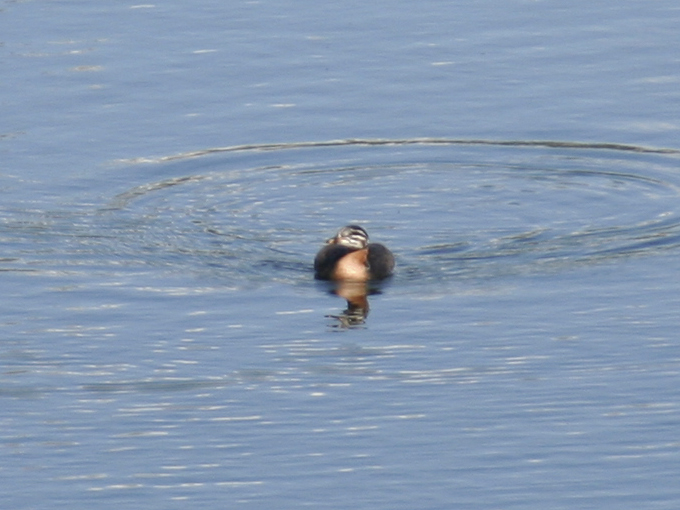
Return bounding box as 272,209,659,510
4,139,680,286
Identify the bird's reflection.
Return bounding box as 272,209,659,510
323,281,386,328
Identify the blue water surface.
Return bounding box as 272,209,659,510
2,1,680,509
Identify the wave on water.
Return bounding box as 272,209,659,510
4,138,680,285
117,137,680,165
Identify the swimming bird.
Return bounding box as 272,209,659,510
314,225,395,281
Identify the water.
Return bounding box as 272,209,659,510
2,1,680,509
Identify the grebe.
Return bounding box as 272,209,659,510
314,225,394,281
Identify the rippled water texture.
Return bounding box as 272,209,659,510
100,140,680,285
3,0,680,507
3,140,680,510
